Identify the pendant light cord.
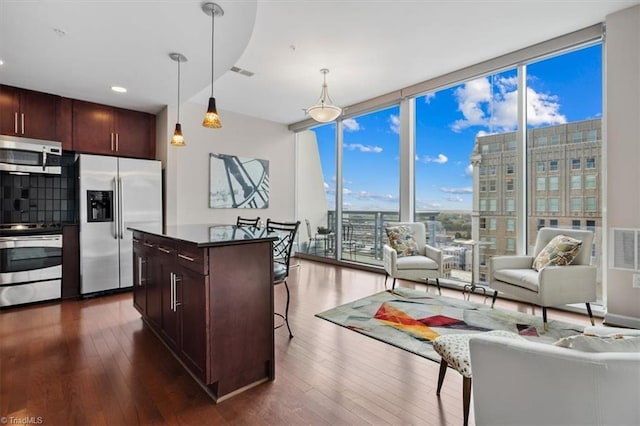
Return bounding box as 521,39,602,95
210,10,215,97
177,58,181,122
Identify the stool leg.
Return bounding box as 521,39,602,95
436,359,448,395
463,377,472,426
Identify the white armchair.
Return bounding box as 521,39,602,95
489,227,597,329
383,222,443,293
469,327,640,426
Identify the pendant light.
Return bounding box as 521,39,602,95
202,2,224,128
306,68,342,123
169,53,187,147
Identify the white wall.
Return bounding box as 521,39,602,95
158,101,295,226
605,4,640,327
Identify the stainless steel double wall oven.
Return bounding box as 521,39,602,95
0,136,64,307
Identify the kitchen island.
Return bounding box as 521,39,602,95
129,224,278,402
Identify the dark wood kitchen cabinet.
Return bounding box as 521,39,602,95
130,226,276,402
0,85,61,141
72,100,155,159
132,235,147,315
62,225,80,299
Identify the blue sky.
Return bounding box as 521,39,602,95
313,43,602,212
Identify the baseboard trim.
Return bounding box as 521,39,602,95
603,312,640,329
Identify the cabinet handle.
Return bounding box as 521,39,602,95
174,275,182,309
21,113,25,134
178,253,195,262
111,133,114,151
157,246,171,253
14,112,18,134
115,133,119,151
133,237,141,243
143,242,155,248
170,272,175,312
138,257,145,285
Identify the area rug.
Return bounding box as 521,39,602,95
315,287,584,363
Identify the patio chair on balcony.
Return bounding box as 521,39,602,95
383,222,443,294
342,222,357,259
305,219,332,255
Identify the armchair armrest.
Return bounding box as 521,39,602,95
538,264,597,305
424,244,443,272
489,255,535,272
383,244,398,274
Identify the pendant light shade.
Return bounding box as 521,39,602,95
202,2,224,128
203,97,221,128
169,53,187,147
307,68,342,123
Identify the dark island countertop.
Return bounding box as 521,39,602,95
128,224,278,248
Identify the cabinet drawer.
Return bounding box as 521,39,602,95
177,243,208,275
153,238,176,259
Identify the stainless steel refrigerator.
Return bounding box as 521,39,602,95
79,154,162,295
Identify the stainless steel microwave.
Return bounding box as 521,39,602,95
0,135,62,175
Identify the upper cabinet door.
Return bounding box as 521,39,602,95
0,85,21,136
73,100,115,156
114,108,154,159
73,100,155,159
0,85,60,141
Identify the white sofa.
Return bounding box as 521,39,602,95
469,326,640,426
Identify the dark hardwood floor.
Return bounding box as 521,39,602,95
0,259,597,425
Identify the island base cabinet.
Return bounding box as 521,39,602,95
132,230,275,402
178,268,208,382
207,242,274,398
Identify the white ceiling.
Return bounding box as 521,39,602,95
1,0,638,126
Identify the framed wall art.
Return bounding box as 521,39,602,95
209,153,269,208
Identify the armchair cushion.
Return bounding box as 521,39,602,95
385,225,420,257
396,255,439,271
532,234,583,271
493,268,540,292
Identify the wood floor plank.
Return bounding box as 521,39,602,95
0,259,597,425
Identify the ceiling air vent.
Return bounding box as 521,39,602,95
230,66,254,77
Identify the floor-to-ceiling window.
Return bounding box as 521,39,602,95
299,123,336,258
340,106,400,265
415,69,518,284
524,43,603,301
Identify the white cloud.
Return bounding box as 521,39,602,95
423,93,436,104
450,75,566,133
389,114,400,134
421,153,449,164
344,143,383,153
445,195,465,203
440,186,473,194
343,118,361,132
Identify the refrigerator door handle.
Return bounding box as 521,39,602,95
118,177,124,239
112,177,119,239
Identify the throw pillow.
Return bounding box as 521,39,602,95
554,334,640,353
385,226,420,257
532,234,583,271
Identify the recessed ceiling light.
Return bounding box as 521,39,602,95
0,59,4,66
111,86,127,93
